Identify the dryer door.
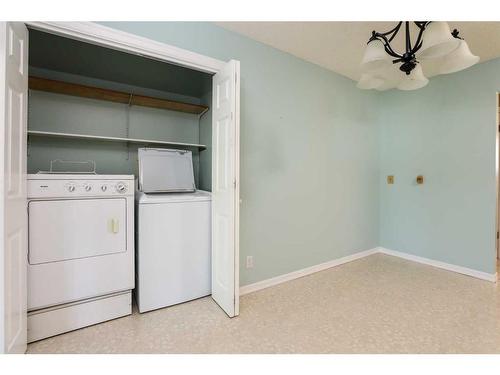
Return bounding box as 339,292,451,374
28,198,127,265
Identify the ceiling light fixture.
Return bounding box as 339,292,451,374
358,22,479,91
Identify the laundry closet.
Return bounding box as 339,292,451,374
27,29,213,183
10,25,239,345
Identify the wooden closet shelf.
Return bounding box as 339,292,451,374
28,76,209,115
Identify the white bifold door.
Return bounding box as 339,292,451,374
211,60,240,317
0,22,28,354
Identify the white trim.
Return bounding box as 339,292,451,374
0,21,7,355
25,22,226,74
233,60,241,315
240,248,379,295
378,247,498,283
240,246,498,296
496,92,500,261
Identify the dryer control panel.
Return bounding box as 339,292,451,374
27,175,134,199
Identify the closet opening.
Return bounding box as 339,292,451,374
27,28,214,188
24,27,220,343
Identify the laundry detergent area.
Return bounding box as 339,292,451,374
25,28,228,342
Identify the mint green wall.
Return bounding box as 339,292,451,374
31,21,497,284
378,58,500,274
99,22,381,286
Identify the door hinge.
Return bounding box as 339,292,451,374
233,180,236,189
497,231,499,239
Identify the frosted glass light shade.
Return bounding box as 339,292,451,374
357,73,384,89
375,65,402,91
438,39,480,74
397,64,429,91
418,22,460,59
375,80,399,91
360,39,391,71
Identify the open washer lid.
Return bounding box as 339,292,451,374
138,148,196,193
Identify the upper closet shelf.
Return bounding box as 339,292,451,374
29,76,209,115
28,130,207,150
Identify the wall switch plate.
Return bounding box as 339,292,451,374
387,175,394,184
246,256,254,269
416,175,424,184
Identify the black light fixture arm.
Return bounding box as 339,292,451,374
367,21,431,75
360,22,473,89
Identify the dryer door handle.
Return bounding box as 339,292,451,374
109,218,119,234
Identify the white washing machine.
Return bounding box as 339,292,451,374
135,190,211,313
135,147,211,313
27,174,135,342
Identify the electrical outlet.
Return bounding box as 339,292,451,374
246,256,254,269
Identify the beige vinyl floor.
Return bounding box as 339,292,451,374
28,254,500,354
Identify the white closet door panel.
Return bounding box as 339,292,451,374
0,22,28,354
28,199,127,264
211,60,240,317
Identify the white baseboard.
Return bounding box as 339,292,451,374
378,247,498,283
240,246,498,296
240,247,379,295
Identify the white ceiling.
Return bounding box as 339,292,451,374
216,22,500,81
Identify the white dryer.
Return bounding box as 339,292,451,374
27,174,135,342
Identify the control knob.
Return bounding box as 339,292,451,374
83,183,92,192
116,182,127,193
67,183,76,192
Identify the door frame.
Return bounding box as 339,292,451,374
26,22,225,74
23,22,240,309
497,93,500,264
